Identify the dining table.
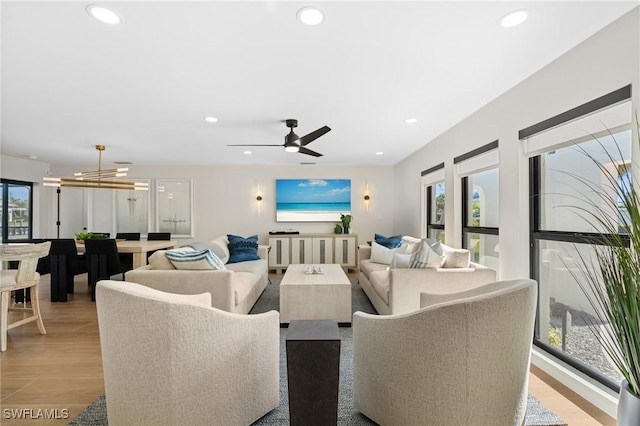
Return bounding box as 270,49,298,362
77,239,178,269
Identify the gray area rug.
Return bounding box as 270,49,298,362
69,279,566,426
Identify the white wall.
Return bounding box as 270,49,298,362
38,164,395,245
392,7,639,416
393,8,640,281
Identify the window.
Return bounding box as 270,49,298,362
455,141,499,272
523,85,632,391
1,179,34,242
421,163,445,242
426,182,445,242
462,168,499,270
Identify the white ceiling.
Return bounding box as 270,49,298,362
1,1,638,167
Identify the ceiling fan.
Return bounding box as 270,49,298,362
227,119,331,157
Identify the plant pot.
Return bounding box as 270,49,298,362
342,224,349,234
618,380,640,426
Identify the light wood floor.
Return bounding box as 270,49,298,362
0,273,615,425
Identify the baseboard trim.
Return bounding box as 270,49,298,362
531,346,619,418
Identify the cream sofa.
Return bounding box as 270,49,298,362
125,237,269,314
358,240,497,315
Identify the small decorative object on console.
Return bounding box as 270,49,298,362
305,266,325,275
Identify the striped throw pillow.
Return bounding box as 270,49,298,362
409,238,446,269
165,248,226,270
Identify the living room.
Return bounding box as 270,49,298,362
1,1,640,425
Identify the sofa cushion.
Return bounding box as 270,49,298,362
410,238,445,269
390,252,413,269
209,236,230,264
374,233,402,249
370,270,390,304
148,247,194,270
227,234,261,263
370,241,407,265
360,259,388,279
442,245,471,268
225,259,267,276
165,248,226,270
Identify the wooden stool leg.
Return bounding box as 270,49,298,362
1,291,10,351
30,286,46,335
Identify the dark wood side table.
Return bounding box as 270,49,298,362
286,319,340,425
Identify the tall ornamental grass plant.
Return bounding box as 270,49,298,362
566,125,640,397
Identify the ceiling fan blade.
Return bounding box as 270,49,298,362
226,144,283,147
298,126,331,146
298,147,323,157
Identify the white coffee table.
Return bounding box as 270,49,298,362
280,264,352,325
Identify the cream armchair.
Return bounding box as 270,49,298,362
96,280,280,426
353,279,537,426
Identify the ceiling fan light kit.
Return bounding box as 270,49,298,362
228,118,331,157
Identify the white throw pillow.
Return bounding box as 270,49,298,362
442,245,471,268
390,252,413,269
400,236,422,254
165,248,226,270
370,241,407,265
410,238,446,269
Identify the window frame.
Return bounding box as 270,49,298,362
426,184,445,233
523,85,632,393
455,141,500,252
421,163,445,240
1,179,34,243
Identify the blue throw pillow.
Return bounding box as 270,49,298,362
227,234,260,263
374,233,403,249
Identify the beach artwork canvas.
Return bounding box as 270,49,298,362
276,179,351,222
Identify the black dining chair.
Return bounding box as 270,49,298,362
84,239,124,301
48,239,87,302
147,232,171,241
115,233,140,272
116,233,141,241
146,233,171,260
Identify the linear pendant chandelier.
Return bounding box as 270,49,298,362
43,145,149,191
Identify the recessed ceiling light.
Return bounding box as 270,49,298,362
499,9,528,28
376,152,384,156
204,116,218,123
243,151,252,155
297,7,325,26
405,118,417,124
86,5,122,25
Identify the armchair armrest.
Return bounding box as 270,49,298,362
124,269,236,311
420,280,507,309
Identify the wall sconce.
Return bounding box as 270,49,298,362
364,182,371,213
256,184,263,216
